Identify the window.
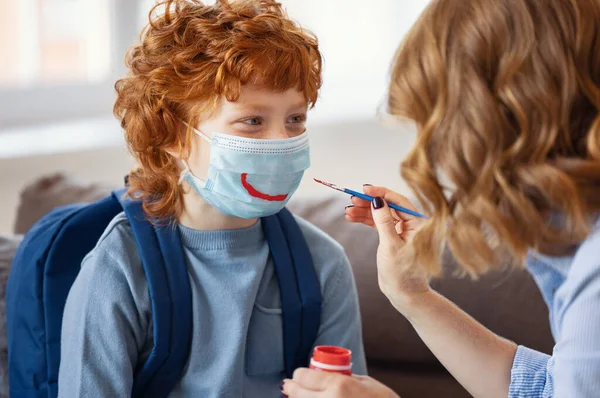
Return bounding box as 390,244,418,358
0,0,139,127
273,0,430,123
0,0,430,128
0,0,111,88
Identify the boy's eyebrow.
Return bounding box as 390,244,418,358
233,101,309,113
235,104,273,113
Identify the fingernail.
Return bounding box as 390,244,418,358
280,380,289,397
363,183,373,186
345,204,355,209
372,197,385,209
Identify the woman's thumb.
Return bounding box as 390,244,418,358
371,197,400,246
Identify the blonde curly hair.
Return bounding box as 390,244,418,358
389,0,600,276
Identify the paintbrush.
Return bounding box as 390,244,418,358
314,178,427,219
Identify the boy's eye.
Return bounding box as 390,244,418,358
287,114,306,124
242,117,262,126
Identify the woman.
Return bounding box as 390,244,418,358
57,1,366,396
283,0,600,397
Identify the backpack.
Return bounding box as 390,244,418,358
6,188,322,398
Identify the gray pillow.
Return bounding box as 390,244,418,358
14,173,113,235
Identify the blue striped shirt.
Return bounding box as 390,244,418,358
509,219,600,397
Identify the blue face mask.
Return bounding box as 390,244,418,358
180,128,310,219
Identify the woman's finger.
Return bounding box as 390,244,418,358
344,214,366,223
400,230,418,242
345,205,372,218
370,197,404,247
345,206,375,225
347,204,401,231
283,380,326,398
363,186,421,221
351,196,371,208
403,219,423,231
288,368,343,392
345,214,376,227
395,220,404,235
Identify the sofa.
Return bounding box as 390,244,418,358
0,173,555,398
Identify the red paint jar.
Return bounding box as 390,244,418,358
309,346,352,376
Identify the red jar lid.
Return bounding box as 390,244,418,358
312,346,352,366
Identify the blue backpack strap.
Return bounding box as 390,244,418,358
262,208,322,378
276,208,322,369
113,190,192,398
261,213,303,378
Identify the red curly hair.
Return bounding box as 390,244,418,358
114,0,322,220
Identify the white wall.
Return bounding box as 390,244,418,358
283,0,431,123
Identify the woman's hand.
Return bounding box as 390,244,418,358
282,368,400,398
344,185,430,314
344,185,422,239
346,186,517,398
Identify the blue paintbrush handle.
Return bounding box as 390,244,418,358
345,188,427,219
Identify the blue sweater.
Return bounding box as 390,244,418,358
58,213,366,397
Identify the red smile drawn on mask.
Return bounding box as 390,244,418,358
241,173,288,202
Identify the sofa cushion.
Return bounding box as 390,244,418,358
287,195,554,364
13,173,114,235
15,174,554,366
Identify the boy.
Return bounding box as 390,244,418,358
58,1,366,397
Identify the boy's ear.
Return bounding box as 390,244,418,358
165,146,182,160
167,120,194,161
164,137,189,162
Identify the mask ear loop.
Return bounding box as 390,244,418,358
178,120,212,186
181,120,212,143
178,160,191,185
195,130,212,143
179,159,208,189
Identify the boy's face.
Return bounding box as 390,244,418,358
187,83,309,181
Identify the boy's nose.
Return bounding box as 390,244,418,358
269,127,291,139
